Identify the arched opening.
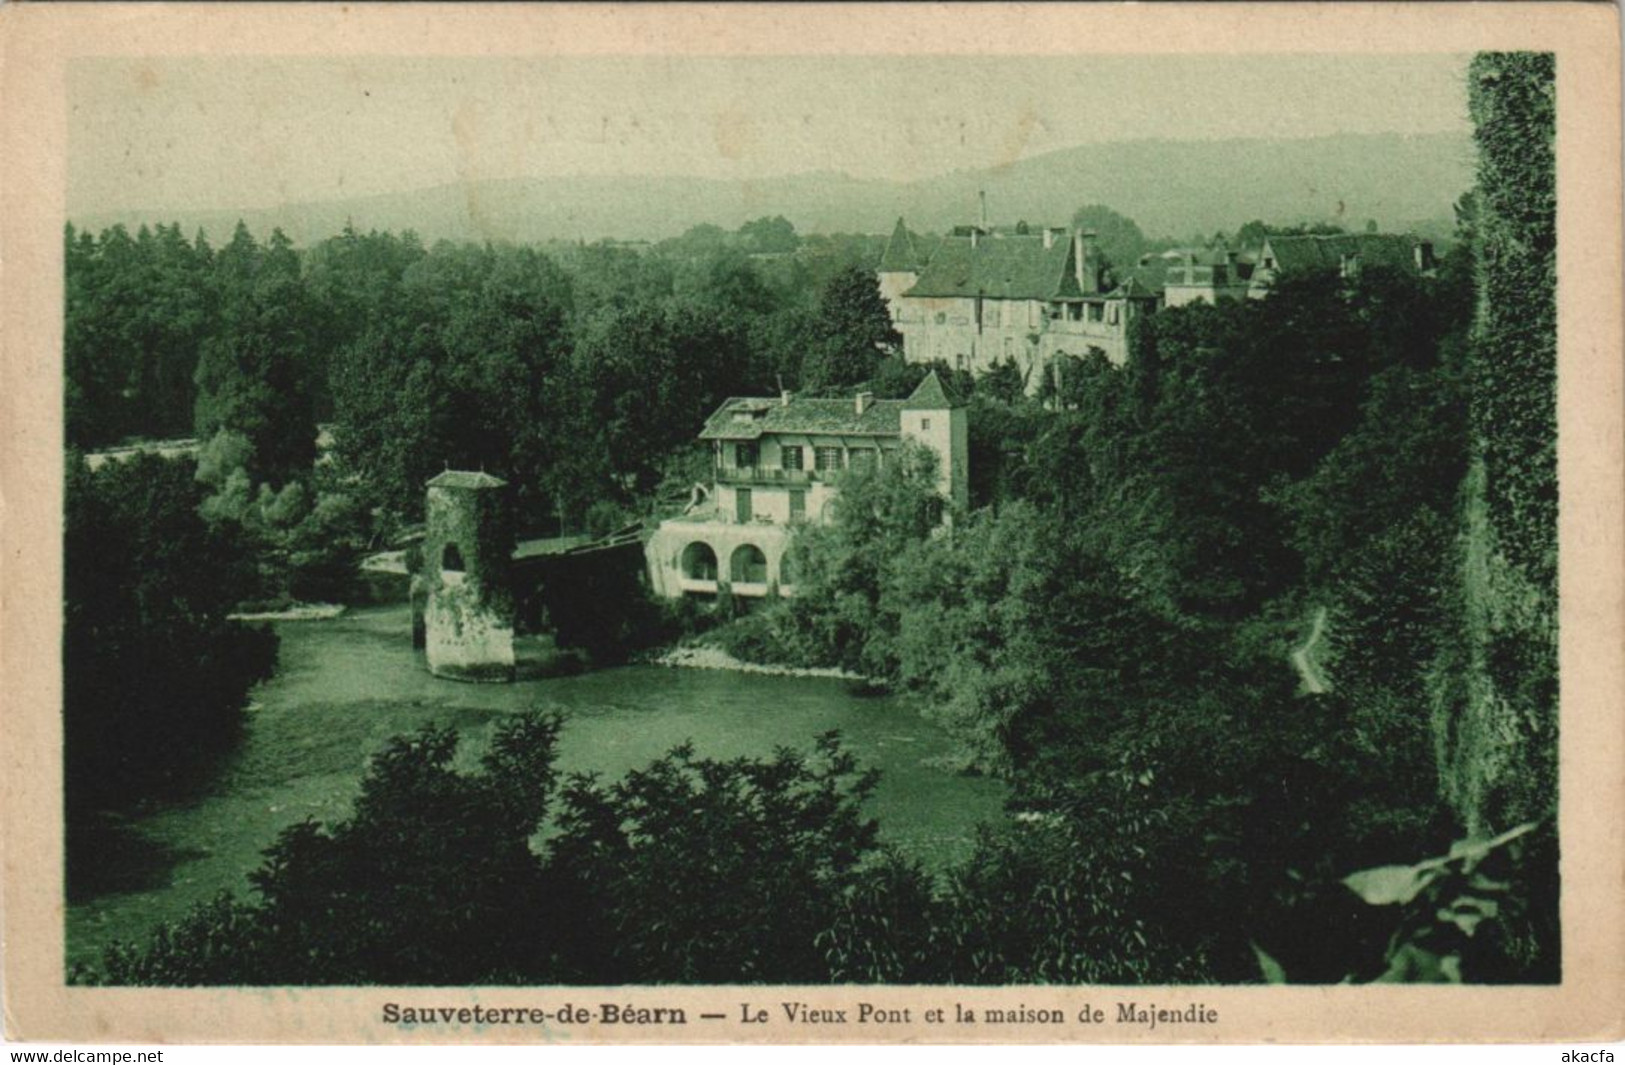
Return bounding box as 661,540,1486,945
730,544,768,585
680,542,718,581
441,543,466,574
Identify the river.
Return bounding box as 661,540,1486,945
66,604,1007,973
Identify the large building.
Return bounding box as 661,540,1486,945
644,372,967,599
882,211,1440,393
878,218,1160,389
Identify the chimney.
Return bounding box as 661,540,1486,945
1074,229,1100,293
978,189,988,230
855,391,874,416
781,389,793,407
1044,226,1066,249
1414,240,1436,272
970,228,980,249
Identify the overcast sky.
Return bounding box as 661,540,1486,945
69,54,1472,214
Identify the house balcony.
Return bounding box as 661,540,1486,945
715,465,821,487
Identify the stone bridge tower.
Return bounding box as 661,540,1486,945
422,470,516,682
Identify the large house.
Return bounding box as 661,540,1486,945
881,212,1440,392
644,372,967,599
878,218,1160,388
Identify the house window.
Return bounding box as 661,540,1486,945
1088,303,1104,323
781,445,804,471
850,448,877,473
815,446,844,473
921,418,932,431
789,489,806,521
441,544,465,573
735,441,758,468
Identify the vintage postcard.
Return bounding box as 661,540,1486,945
2,1,1621,1047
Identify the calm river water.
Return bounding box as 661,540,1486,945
67,604,1007,972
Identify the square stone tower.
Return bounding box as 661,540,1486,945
900,371,969,515
423,470,516,682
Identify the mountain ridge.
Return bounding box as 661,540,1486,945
72,131,1472,246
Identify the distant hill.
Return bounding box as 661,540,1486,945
74,132,1472,246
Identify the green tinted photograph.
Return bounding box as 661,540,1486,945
61,50,1557,989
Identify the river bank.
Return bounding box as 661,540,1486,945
653,643,863,681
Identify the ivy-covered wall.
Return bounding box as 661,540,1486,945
1432,53,1557,837
424,480,517,682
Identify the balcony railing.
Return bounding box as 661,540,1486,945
715,465,822,486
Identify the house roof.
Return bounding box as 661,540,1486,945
698,374,959,441
1261,233,1418,274
901,370,962,410
1110,275,1162,300
427,470,507,490
699,396,905,441
905,233,1091,301
878,218,925,273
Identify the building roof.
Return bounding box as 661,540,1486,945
1109,275,1162,300
427,470,508,490
698,374,959,442
878,218,925,273
1261,233,1418,274
901,370,963,410
700,396,905,441
905,233,1092,301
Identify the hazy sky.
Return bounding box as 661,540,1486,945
69,54,1471,214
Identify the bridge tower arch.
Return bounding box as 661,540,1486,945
423,470,516,682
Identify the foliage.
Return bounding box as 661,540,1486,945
65,223,215,448
737,215,800,255
328,242,576,526
99,713,565,985
777,447,945,676
800,264,902,394
1259,821,1557,984
1466,52,1556,586
93,718,895,987
193,226,322,485
1069,204,1149,273
548,732,881,983
64,453,277,814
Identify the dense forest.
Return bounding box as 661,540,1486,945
68,53,1556,985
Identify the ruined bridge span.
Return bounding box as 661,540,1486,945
408,471,651,683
